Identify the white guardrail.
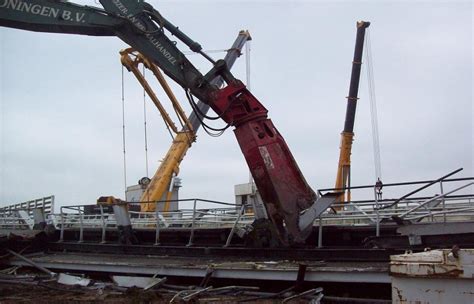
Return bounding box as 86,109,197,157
1,177,474,246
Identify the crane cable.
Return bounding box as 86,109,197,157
121,65,128,193
364,29,383,182
142,65,150,178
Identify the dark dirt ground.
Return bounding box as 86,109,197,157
0,282,305,304
0,283,168,304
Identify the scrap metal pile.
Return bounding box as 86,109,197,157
0,252,326,303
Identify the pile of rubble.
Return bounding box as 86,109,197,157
0,249,324,303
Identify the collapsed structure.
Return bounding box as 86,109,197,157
1,1,474,302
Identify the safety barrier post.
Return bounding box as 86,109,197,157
317,216,323,248
187,199,197,246
224,204,245,247
32,208,46,230
374,187,380,237
50,196,55,214
100,204,106,243
78,207,84,243
155,201,161,246
59,207,64,242
440,181,446,223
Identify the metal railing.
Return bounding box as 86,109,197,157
314,175,474,247
0,195,54,215
53,205,116,243
0,210,32,230
0,195,55,230
54,199,253,245
4,176,474,248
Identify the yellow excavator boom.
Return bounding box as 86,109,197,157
135,31,251,212
140,132,192,212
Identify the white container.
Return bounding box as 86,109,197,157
390,249,474,303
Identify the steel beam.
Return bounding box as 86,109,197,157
9,254,390,284
46,242,404,262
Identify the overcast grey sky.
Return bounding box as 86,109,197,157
0,0,472,209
